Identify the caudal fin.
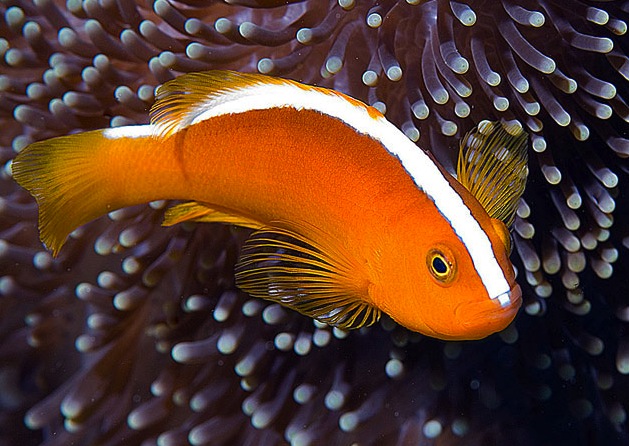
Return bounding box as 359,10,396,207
12,127,151,256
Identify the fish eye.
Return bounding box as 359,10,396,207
433,256,448,274
426,248,456,284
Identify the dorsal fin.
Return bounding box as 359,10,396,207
149,70,384,139
456,120,529,228
235,226,379,330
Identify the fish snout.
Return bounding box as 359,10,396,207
456,284,522,339
493,283,522,308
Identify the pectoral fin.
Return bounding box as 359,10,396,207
456,120,529,228
235,227,378,330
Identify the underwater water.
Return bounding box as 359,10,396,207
1,1,628,445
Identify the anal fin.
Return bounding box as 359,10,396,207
162,201,264,230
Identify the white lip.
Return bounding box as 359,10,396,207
460,284,522,323
450,287,522,340
494,289,514,307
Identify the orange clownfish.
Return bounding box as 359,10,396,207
12,71,528,340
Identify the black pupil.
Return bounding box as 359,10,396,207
433,256,448,274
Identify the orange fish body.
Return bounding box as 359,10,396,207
12,71,527,340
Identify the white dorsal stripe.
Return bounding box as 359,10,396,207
103,125,153,139
169,77,511,300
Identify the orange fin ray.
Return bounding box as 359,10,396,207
163,201,264,230
149,70,384,139
150,71,283,139
11,130,125,256
235,227,379,330
456,120,529,228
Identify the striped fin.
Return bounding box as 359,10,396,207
163,201,264,230
235,227,379,330
456,120,529,228
149,70,384,139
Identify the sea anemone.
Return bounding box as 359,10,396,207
1,1,628,445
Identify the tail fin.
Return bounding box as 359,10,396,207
12,127,152,256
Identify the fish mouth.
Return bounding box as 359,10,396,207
455,284,522,339
491,285,523,312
